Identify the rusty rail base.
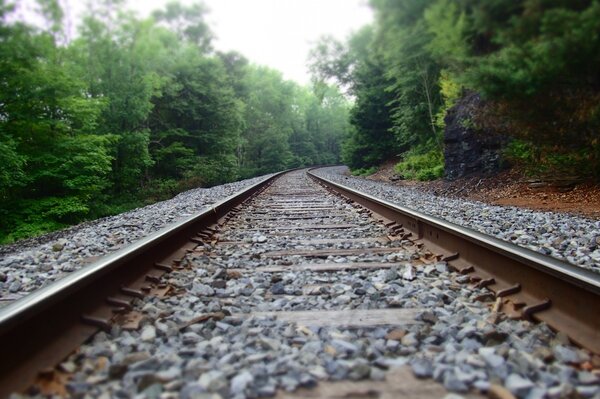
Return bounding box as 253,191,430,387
308,169,600,355
0,172,284,397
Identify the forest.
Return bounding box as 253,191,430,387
0,0,350,243
1,0,599,243
310,0,600,180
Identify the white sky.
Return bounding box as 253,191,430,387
204,0,372,83
12,0,373,84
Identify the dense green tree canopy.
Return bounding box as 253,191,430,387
310,0,600,179
0,0,350,243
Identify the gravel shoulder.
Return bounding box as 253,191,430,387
0,174,274,306
312,167,600,273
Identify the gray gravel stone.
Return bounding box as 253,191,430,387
8,281,21,293
271,282,285,295
230,371,253,395
199,370,227,392
331,339,358,354
401,333,419,347
553,345,580,363
443,370,469,392
192,283,215,297
478,347,505,368
411,358,433,378
505,373,534,396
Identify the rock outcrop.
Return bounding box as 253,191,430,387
444,92,508,180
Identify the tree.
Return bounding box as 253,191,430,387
309,27,398,169
0,0,112,240
149,48,243,185
436,0,600,177
152,1,212,52
237,66,294,175
0,0,348,243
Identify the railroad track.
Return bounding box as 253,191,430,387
0,169,599,398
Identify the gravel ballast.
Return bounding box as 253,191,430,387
11,170,597,399
0,174,274,306
312,167,600,274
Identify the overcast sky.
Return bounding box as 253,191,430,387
205,0,373,83
13,0,373,84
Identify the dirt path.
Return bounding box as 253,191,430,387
366,164,600,219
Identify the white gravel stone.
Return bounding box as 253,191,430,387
140,325,156,342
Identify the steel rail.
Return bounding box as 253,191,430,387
0,171,285,397
308,169,600,354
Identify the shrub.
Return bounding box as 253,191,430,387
395,148,444,181
503,139,596,179
351,166,378,176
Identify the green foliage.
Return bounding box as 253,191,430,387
504,139,598,179
138,179,180,203
0,0,349,243
375,1,442,149
310,2,444,170
429,0,600,178
1,219,64,244
503,140,536,166
1,196,87,243
152,140,197,179
395,146,444,181
351,166,378,176
435,70,461,129
423,0,468,67
186,156,239,187
152,1,212,51
461,1,600,99
0,137,27,197
113,131,153,193
311,0,600,181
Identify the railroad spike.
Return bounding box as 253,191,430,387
442,252,459,262
474,292,496,302
145,274,161,284
106,296,133,310
496,283,521,298
120,286,145,298
522,299,552,319
154,262,173,272
81,315,112,331
475,278,496,289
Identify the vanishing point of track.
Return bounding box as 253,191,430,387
0,168,599,397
